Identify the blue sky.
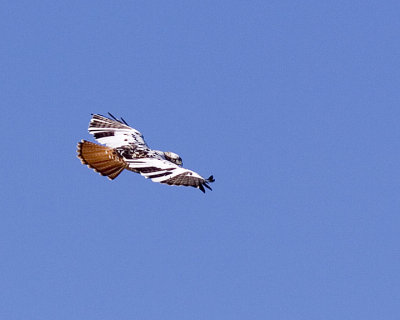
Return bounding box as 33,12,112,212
1,1,400,319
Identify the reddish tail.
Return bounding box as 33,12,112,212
77,140,127,180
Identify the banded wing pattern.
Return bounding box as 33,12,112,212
127,158,215,193
88,114,148,149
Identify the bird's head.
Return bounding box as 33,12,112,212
164,151,183,166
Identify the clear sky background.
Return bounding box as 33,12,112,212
1,1,399,319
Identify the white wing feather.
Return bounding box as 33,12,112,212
88,114,148,149
127,158,203,183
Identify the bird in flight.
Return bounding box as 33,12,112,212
77,113,215,193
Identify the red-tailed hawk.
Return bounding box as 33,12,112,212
77,113,215,193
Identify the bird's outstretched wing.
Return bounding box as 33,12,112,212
88,113,148,149
127,158,215,193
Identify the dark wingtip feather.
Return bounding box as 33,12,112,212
199,184,206,193
204,183,212,191
108,112,119,121
207,175,215,183
107,112,129,126
120,116,129,125
199,176,214,193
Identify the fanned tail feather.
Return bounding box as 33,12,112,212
77,140,127,180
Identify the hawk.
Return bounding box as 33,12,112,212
77,113,215,193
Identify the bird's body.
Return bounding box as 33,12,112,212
77,113,214,193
